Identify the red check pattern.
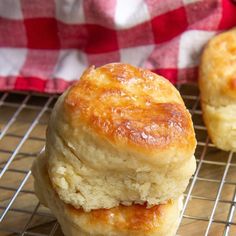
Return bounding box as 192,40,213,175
0,0,235,93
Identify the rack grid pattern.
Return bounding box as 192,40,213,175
0,84,235,236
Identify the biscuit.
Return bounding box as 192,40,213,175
32,152,183,236
199,28,236,151
45,63,196,211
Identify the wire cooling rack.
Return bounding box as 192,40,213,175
0,84,235,236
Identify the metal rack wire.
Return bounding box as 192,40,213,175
0,84,235,236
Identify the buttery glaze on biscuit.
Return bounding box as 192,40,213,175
65,64,195,151
69,203,167,232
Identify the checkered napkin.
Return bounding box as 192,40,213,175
0,0,235,93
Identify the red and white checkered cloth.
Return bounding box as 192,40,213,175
0,0,236,93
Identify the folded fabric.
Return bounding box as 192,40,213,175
0,0,235,93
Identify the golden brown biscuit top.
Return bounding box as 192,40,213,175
200,28,236,105
69,202,171,232
211,29,236,98
64,63,195,150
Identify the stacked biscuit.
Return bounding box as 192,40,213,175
32,63,196,236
